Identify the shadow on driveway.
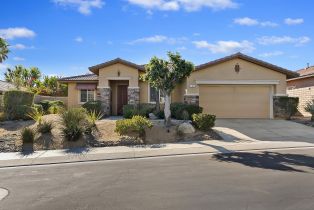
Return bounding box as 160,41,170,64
213,151,314,173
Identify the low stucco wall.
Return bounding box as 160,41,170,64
287,86,314,117
34,95,68,107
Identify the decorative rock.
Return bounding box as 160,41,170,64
149,113,158,120
177,122,195,134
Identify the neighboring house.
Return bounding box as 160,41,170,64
59,53,298,119
0,80,15,95
287,66,314,116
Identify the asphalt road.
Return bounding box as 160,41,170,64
1,148,314,210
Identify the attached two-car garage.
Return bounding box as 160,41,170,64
199,85,272,119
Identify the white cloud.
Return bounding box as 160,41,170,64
127,0,237,12
259,51,284,57
234,17,278,27
258,36,310,46
10,44,34,50
234,17,258,26
10,44,26,50
284,18,304,25
13,57,25,61
193,40,255,54
53,0,104,15
0,27,36,40
74,36,83,42
260,21,278,27
128,35,187,45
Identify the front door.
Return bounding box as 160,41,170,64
117,85,128,115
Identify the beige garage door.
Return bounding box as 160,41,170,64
199,85,271,118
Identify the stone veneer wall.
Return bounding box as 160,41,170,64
128,87,140,105
287,86,314,117
184,95,199,105
98,87,111,116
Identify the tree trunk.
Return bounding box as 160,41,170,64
311,115,314,122
164,93,171,127
155,89,160,113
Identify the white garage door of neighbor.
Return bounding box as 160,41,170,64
199,85,271,118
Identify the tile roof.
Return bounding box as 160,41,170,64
297,66,314,76
195,52,299,79
58,74,98,82
0,80,15,92
89,58,145,74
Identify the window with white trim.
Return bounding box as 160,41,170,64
80,90,95,103
149,86,164,103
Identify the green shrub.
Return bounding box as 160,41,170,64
61,108,87,141
21,127,35,144
33,104,43,113
82,100,102,113
38,120,54,134
115,115,153,142
170,103,203,120
154,110,164,119
192,113,216,131
138,103,155,117
273,96,299,119
3,90,34,120
48,104,63,114
305,99,314,121
39,100,65,113
123,104,137,119
123,103,156,119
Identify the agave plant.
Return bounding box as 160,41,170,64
305,99,314,121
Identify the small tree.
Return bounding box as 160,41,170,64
305,99,314,121
143,52,194,126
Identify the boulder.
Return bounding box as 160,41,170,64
149,113,158,120
177,122,195,134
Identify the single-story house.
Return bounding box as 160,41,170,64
59,52,298,119
287,65,314,116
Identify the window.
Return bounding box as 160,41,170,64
149,86,164,103
80,90,95,103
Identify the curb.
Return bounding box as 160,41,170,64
1,145,314,169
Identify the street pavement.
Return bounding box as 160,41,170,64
0,148,314,210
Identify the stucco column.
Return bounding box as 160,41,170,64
128,87,140,105
97,87,111,116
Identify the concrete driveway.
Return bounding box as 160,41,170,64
214,119,314,143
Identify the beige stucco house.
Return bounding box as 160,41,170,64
59,53,298,119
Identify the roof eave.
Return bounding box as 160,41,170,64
195,53,299,79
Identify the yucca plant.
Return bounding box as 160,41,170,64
86,110,103,126
21,127,35,144
27,108,43,124
305,99,314,121
61,108,87,141
37,120,54,134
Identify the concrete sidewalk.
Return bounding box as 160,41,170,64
1,140,314,168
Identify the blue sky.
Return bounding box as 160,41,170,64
0,0,313,78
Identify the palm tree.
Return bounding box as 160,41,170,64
0,38,9,63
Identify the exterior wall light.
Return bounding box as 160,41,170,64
235,63,240,73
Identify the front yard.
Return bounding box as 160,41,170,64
0,114,221,153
